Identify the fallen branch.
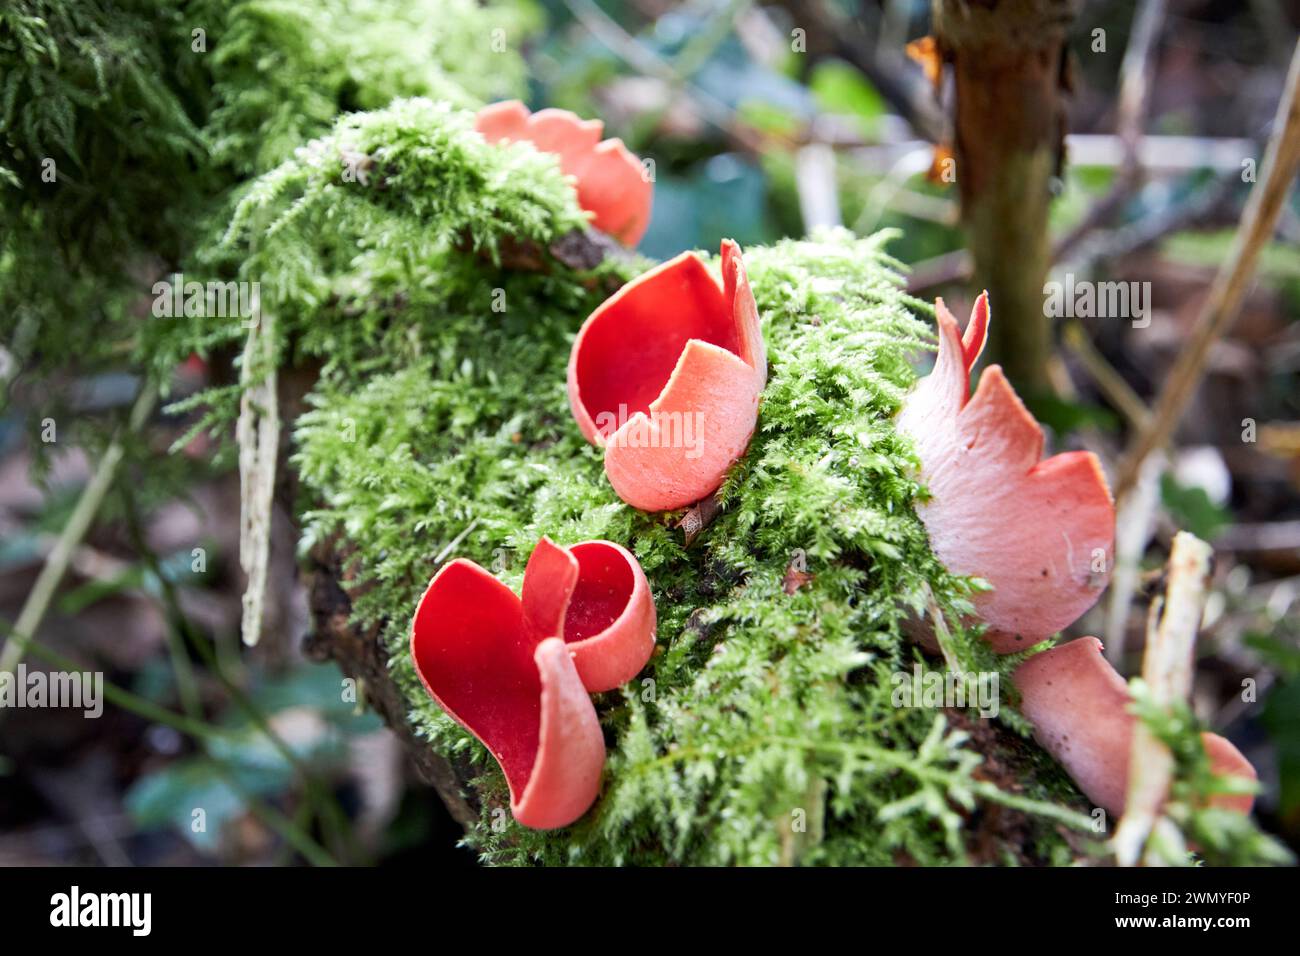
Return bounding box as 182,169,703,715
302,533,479,829
294,225,624,828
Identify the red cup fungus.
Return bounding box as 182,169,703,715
568,239,767,511
410,537,656,829
901,294,1254,819
475,100,652,247
1014,637,1257,817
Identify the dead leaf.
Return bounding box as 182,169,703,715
676,493,723,547
782,563,814,595
926,143,956,185
906,36,944,94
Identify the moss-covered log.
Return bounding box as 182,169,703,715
175,98,1280,866
199,102,1098,863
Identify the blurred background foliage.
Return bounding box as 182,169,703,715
1,0,1298,864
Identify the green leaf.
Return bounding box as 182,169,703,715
1160,474,1231,541
808,59,885,138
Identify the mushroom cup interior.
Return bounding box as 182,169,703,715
564,542,635,644
574,255,739,440
411,562,541,797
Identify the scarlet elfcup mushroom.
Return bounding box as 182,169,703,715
568,239,767,511
475,100,652,246
409,537,656,829
899,296,1254,818
897,294,1115,653
1013,637,1257,816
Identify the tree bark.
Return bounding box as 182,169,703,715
932,0,1079,397
301,532,481,828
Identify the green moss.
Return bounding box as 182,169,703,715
202,0,539,177
147,97,597,452
1,0,536,403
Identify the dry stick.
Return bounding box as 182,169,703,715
1066,170,1237,276
906,248,971,293
0,383,157,682
562,0,745,140
1062,321,1160,663
1116,0,1167,162
1113,531,1214,867
1217,519,1300,553
780,0,947,143
794,141,842,231
433,518,480,565
237,297,280,647
909,152,1238,293
1114,40,1300,504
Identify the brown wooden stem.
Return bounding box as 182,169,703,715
932,0,1079,396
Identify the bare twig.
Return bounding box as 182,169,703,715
1062,168,1237,270
562,0,750,141
906,248,971,293
1114,531,1214,866
777,0,947,143
794,141,842,231
433,518,480,565
1115,40,1300,502
1065,134,1257,172
1215,520,1300,553
910,139,1242,294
